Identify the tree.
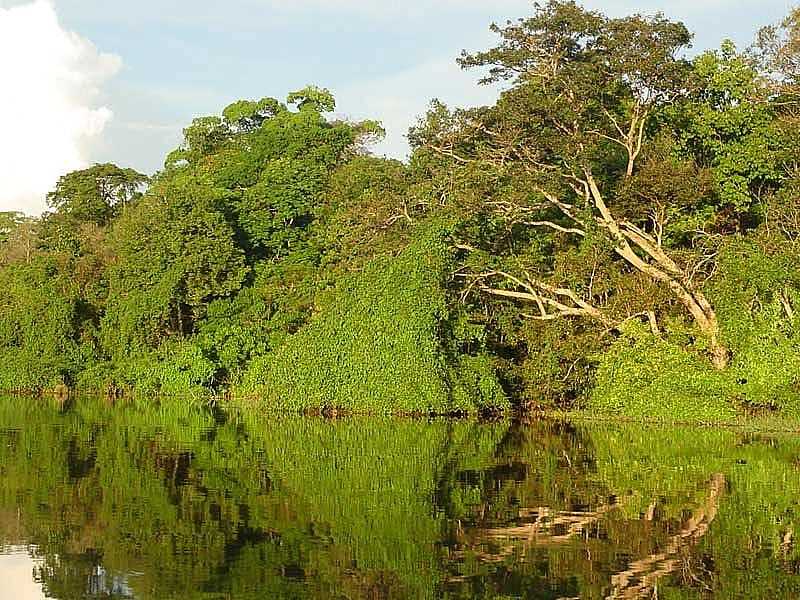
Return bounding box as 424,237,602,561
0,211,25,243
418,1,732,368
222,97,286,132
754,7,800,98
286,85,336,112
0,212,37,265
46,163,148,226
96,87,382,388
664,41,788,226
0,258,87,390
102,170,248,357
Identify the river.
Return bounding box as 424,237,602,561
0,396,797,599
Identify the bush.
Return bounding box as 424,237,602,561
588,323,737,422
710,237,800,413
237,224,509,414
0,259,89,391
78,340,216,398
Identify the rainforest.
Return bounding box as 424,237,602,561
3,1,800,422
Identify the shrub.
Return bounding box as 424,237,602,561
237,223,509,414
588,323,737,422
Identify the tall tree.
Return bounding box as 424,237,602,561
417,1,734,368
46,163,148,226
0,211,25,243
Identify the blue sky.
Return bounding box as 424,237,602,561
0,0,793,213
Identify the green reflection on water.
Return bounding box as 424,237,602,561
0,397,799,599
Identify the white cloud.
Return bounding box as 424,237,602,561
0,0,782,185
0,0,120,215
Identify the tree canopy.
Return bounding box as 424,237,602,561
2,3,800,419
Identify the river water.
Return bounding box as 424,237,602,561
0,396,798,599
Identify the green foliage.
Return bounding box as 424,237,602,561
286,85,336,112
665,41,787,221
222,96,285,130
407,2,800,417
165,116,229,167
36,164,147,258
588,230,800,421
588,323,736,421
4,5,800,417
452,355,508,409
709,236,800,412
88,88,365,395
191,288,272,382
45,163,148,226
238,157,325,255
316,155,412,270
101,171,248,361
78,339,217,397
239,225,509,414
0,259,89,391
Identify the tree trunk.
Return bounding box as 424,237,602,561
586,173,730,369
692,290,729,370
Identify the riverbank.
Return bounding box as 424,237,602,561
15,387,800,433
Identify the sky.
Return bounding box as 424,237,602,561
0,0,793,214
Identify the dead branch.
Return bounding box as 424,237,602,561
780,289,796,322
459,270,614,326
521,220,587,236
429,144,475,164
465,163,730,367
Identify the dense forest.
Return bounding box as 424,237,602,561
3,1,800,419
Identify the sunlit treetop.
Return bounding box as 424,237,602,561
45,163,148,226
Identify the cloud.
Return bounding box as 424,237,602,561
0,0,121,215
2,0,782,186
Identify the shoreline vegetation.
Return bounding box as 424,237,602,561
24,389,800,435
3,1,800,422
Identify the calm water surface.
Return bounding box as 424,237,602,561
1,397,799,599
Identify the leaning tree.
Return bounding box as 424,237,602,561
417,1,735,368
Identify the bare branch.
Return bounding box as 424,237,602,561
602,107,628,139
522,220,586,236
429,144,474,164
458,270,614,326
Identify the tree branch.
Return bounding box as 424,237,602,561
458,270,614,326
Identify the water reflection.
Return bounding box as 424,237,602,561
0,549,47,600
0,398,799,599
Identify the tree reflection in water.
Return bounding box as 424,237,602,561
0,397,798,599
